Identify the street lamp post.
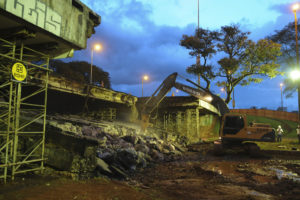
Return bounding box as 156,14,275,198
196,0,201,85
90,44,102,84
280,83,284,110
142,75,149,97
293,4,300,121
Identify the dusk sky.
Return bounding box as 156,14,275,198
68,0,300,111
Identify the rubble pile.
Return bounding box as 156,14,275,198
44,115,185,179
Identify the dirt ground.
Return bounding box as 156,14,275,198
1,145,300,200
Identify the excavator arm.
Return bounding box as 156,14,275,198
140,73,177,130
140,72,229,131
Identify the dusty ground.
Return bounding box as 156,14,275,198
1,145,300,200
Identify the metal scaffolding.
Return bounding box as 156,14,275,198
0,37,49,183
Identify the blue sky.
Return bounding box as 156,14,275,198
70,0,299,111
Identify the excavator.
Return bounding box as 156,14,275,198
140,72,275,155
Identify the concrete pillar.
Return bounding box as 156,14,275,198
196,108,200,138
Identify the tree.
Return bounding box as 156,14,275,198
216,25,282,104
50,60,111,89
269,22,299,65
269,22,300,98
180,28,219,89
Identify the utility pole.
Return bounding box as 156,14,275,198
196,0,201,85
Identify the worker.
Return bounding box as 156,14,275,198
297,125,300,144
276,125,283,142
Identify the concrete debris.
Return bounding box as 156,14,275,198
45,115,184,179
96,158,112,175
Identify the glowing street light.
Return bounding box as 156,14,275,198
142,75,149,97
293,3,300,12
90,43,102,84
291,69,300,80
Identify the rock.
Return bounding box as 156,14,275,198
84,146,96,158
97,149,115,164
173,143,186,152
136,151,147,168
96,157,112,175
65,122,78,134
97,136,107,147
163,143,176,152
70,155,81,173
118,139,134,149
109,165,128,179
137,136,146,145
147,140,162,152
135,143,150,154
82,126,98,137
45,147,74,171
121,135,138,145
161,148,170,154
116,148,138,170
96,132,113,141
150,149,164,161
157,139,164,145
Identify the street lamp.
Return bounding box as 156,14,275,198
280,83,284,110
90,43,102,84
291,69,300,80
142,75,149,97
292,3,300,120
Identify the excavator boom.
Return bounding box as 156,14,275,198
140,72,229,131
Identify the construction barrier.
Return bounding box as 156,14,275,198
231,109,298,122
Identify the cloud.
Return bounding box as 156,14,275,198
70,0,196,87
270,2,294,15
246,2,295,40
69,0,298,109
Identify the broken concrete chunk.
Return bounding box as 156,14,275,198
96,158,112,175
121,135,138,145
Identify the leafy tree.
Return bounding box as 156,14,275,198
269,21,300,98
269,21,299,65
180,28,219,89
180,25,282,105
50,60,111,89
216,25,282,104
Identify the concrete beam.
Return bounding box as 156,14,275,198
41,74,137,106
0,0,101,58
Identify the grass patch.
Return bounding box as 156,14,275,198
246,115,298,138
256,138,300,151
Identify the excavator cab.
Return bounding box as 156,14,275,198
222,115,245,136
220,113,275,143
